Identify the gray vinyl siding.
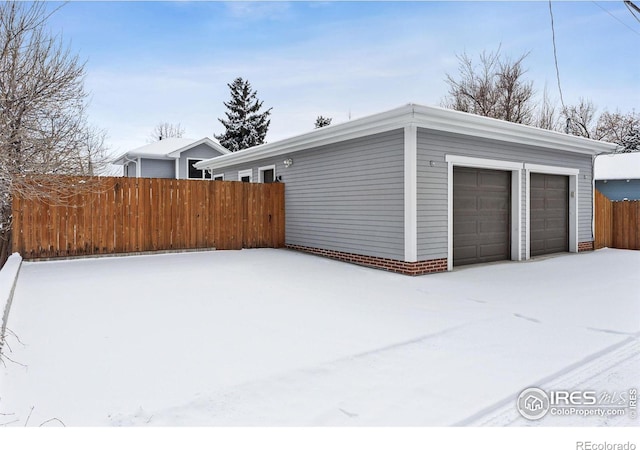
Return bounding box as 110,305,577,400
124,162,136,178
179,144,226,179
220,130,405,260
140,159,174,179
416,128,594,261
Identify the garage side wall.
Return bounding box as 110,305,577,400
416,128,593,261
218,129,406,261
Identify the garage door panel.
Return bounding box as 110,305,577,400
545,176,568,189
456,196,478,210
530,217,545,227
530,175,546,189
478,197,508,210
545,217,566,229
453,167,510,267
530,173,568,257
479,171,510,187
479,217,509,233
455,221,478,235
545,237,567,248
545,198,566,210
480,243,509,257
454,245,477,260
530,197,545,210
530,240,545,254
455,170,479,187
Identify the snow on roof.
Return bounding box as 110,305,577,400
595,152,640,180
112,137,229,164
196,103,618,172
119,138,198,159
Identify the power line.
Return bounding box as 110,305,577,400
548,1,567,114
624,0,640,24
592,1,640,36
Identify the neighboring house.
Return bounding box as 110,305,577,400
594,152,640,201
112,137,230,179
196,103,617,275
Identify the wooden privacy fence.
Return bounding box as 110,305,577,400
595,189,640,250
12,176,285,259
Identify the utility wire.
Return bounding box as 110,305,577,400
624,0,640,24
592,1,640,35
548,1,567,114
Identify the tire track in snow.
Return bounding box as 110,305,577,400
457,335,640,426
110,324,639,426
108,322,483,426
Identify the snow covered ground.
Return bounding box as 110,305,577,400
0,248,638,427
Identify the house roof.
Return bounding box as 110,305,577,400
112,137,230,165
195,103,619,171
594,152,640,180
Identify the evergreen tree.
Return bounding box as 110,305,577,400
314,116,332,128
215,77,272,152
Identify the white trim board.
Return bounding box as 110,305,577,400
258,165,276,183
524,163,579,176
404,125,418,262
196,103,616,172
238,169,253,182
445,155,523,171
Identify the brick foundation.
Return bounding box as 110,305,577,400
286,244,448,276
578,241,594,252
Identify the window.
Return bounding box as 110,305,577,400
259,165,276,183
212,174,224,181
238,169,253,182
187,159,212,180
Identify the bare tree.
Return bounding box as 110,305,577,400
562,98,598,139
594,110,640,151
561,99,639,151
148,122,185,142
0,2,109,265
442,47,536,124
534,85,560,131
314,116,332,128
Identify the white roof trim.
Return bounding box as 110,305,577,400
166,137,230,158
195,103,617,171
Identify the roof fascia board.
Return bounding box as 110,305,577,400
112,154,174,164
196,103,617,170
410,106,617,155
196,108,412,170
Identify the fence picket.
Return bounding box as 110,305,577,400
11,176,285,258
595,189,639,250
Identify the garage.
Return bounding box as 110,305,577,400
453,167,511,266
530,173,569,256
